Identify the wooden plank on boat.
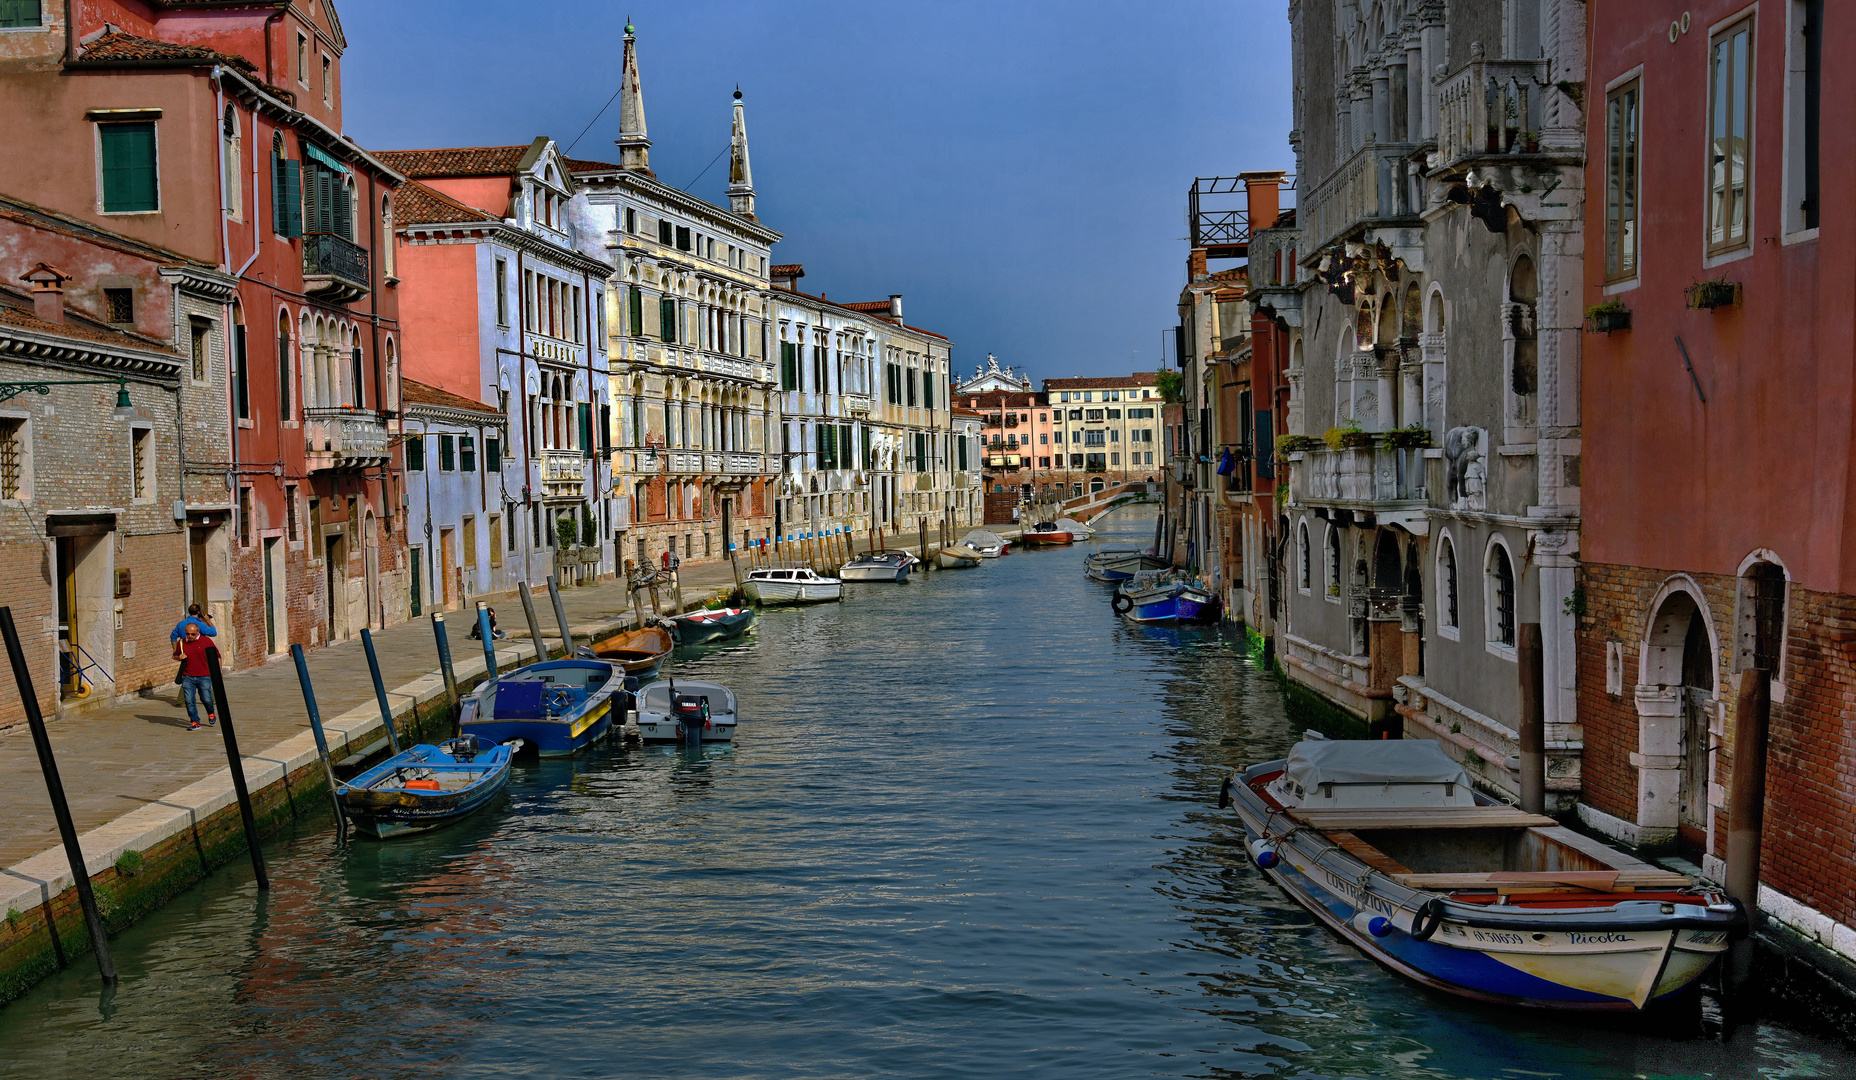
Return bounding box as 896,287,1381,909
1489,871,1622,893
1329,831,1415,875
1285,807,1558,830
1392,870,1692,890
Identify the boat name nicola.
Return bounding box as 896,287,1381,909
1567,932,1633,945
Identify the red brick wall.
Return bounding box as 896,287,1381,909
1579,560,1856,927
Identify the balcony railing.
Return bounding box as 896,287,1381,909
1301,139,1421,255
1289,445,1426,506
1434,55,1552,173
302,233,370,302
303,408,388,471
542,450,587,492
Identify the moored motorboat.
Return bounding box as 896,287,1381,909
958,529,1009,557
1055,517,1095,538
1083,546,1170,583
635,677,738,744
840,550,912,582
458,658,629,757
338,734,520,839
1019,521,1077,547
744,566,844,605
936,543,983,569
1113,571,1216,622
668,606,756,646
1219,738,1743,1010
587,624,675,679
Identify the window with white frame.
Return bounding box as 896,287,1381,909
1708,15,1755,254
1487,541,1516,649
1298,521,1311,592
1325,525,1341,599
1438,535,1459,633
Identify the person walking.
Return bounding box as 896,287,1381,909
169,603,215,645
174,622,218,730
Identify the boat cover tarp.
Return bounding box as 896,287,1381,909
1284,739,1472,790
1056,518,1093,535
961,529,1005,548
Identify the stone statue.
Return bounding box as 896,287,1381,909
1462,447,1487,512
1443,425,1482,505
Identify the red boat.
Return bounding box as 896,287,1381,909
1019,522,1076,547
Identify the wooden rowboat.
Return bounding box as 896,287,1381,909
338,734,519,839
1219,738,1744,1010
588,624,675,679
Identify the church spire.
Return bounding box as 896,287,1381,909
728,86,756,220
617,20,652,175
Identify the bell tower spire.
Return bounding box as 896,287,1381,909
617,19,652,175
728,86,756,220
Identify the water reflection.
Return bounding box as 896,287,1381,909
1,507,1852,1078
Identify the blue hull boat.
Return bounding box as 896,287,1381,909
338,735,518,840
1220,739,1744,1010
1083,547,1170,583
1114,571,1217,623
458,658,629,757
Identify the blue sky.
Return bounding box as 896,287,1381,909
341,1,1293,384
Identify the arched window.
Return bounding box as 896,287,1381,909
382,338,398,415
1488,542,1516,647
1325,526,1341,598
222,105,243,220
1298,521,1312,592
1736,558,1789,677
1439,536,1459,629
277,310,293,418
381,195,394,278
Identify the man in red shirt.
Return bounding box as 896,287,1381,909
174,623,218,730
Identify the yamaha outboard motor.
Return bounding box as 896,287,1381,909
671,691,709,749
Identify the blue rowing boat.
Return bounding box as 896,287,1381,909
338,734,518,840
1113,571,1217,623
458,657,629,757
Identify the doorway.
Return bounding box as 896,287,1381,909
263,537,279,654
1677,612,1716,859
439,528,456,609
324,533,345,642
410,546,423,617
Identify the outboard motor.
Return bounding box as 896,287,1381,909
672,692,709,749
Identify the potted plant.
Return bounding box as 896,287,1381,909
1585,299,1632,333
1275,434,1324,456
1686,278,1740,310
1326,425,1374,450
1383,423,1433,449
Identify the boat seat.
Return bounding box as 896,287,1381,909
1328,831,1414,875
1286,807,1558,830
1392,870,1693,890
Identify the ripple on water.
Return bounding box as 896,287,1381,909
2,509,1853,1079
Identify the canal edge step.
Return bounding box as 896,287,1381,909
0,605,648,1006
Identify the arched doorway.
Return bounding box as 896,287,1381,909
1638,584,1717,854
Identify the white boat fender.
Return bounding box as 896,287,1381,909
1410,898,1446,942
1247,838,1280,869
1351,911,1393,938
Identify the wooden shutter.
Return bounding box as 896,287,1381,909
234,324,249,419
628,287,643,337
281,159,303,237
839,425,852,467
100,122,158,212
485,436,501,472
659,297,676,343
438,435,454,471
1254,409,1275,480
578,403,593,457
333,175,352,239
350,346,364,408
406,435,424,470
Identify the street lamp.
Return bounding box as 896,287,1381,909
0,376,135,418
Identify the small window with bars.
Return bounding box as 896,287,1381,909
0,417,24,499
104,288,134,325
130,426,152,500
1490,545,1516,647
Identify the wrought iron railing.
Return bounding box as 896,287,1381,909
303,232,369,288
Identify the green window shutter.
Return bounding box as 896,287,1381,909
861,426,871,468
271,151,285,232
578,402,593,457
659,297,676,343
333,173,352,239
485,436,501,472
780,342,797,390
658,219,672,244
628,287,643,337
406,435,424,471
922,377,934,411
234,324,249,419
99,122,158,213
460,435,476,472
0,1,41,29
439,434,455,471
839,425,852,467
282,159,303,237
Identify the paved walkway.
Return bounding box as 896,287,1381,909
0,563,742,868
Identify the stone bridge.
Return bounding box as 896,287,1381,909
1051,481,1160,526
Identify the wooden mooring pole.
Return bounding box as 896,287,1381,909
547,575,575,651
431,613,460,736
516,580,548,661
476,602,500,676
0,606,118,983
289,643,346,848
359,627,400,754
1727,666,1772,991
1517,623,1545,815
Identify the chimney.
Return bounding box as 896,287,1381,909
1188,248,1208,282
771,264,803,289
21,263,73,325
888,293,903,323
1241,170,1287,230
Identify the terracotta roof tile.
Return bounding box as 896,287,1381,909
1041,372,1160,390
565,157,621,173
374,146,530,179
77,31,256,73
838,300,893,312
769,264,804,278
0,286,172,353
402,378,502,416
961,391,1045,408
396,181,496,227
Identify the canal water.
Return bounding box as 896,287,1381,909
3,508,1852,1079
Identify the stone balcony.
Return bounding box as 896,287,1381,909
1301,138,1422,256
1431,54,1554,176
542,450,588,495
1287,444,1429,516
303,408,388,471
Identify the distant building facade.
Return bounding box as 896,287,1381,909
955,353,1032,396
1043,373,1161,495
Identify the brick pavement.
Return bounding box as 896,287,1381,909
0,562,747,869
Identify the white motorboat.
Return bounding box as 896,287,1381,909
840,551,912,582
635,678,737,744
1056,517,1095,538
958,529,1009,558
743,566,844,605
